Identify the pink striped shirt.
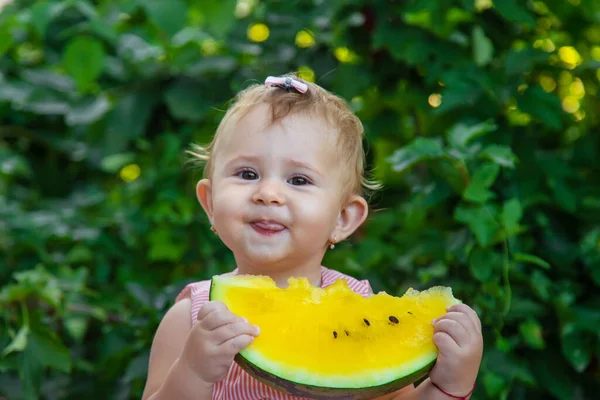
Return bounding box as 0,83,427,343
175,266,372,400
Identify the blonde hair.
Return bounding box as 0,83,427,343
187,72,381,198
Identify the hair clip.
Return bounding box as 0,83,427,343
264,76,308,93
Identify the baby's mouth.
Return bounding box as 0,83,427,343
250,220,287,235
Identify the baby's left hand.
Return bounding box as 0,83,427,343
429,303,483,397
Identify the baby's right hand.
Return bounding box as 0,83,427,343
180,301,260,384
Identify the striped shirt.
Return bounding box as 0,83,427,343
175,266,372,400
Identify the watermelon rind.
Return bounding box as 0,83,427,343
234,351,434,400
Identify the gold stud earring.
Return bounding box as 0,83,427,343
210,226,217,234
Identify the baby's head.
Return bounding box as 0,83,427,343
188,73,380,272
189,72,380,199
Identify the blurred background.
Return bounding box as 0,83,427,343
1,0,599,399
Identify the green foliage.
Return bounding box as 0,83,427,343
1,0,599,398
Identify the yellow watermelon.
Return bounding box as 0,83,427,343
209,274,460,399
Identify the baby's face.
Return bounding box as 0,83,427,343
207,104,347,269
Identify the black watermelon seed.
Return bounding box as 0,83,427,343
345,330,349,336
408,311,413,315
363,318,370,326
333,331,338,339
389,316,399,324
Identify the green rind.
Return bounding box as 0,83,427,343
234,353,435,400
240,346,438,389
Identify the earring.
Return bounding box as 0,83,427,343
210,226,217,234
329,237,336,250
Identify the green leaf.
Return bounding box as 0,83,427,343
2,325,29,357
561,331,593,373
461,163,500,203
506,297,546,322
457,0,475,11
65,244,94,264
573,306,600,334
472,26,494,66
199,0,237,38
21,89,69,115
480,144,518,168
105,89,160,153
118,34,165,64
63,36,106,91
494,0,536,27
124,352,151,382
148,229,187,262
454,206,498,248
502,198,522,234
474,163,501,187
435,65,491,114
505,48,549,76
447,119,497,149
65,317,88,343
164,80,210,122
530,270,552,301
20,69,75,93
126,282,153,308
0,150,33,178
469,247,499,281
532,350,576,399
373,24,434,66
519,319,545,349
485,347,536,384
0,21,13,56
388,138,444,173
65,95,111,126
429,157,470,194
140,0,187,36
518,86,563,130
30,0,52,37
548,178,577,213
186,56,238,76
513,253,551,269
20,345,43,399
483,371,506,397
28,327,71,373
416,261,448,284
580,229,600,284
463,183,495,203
333,65,372,100
100,153,136,173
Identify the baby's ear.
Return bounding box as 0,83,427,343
196,179,214,224
334,194,369,241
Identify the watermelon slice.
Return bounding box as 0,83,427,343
209,274,460,399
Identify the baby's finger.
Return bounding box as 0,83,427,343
197,301,228,321
213,322,260,346
435,312,476,338
433,318,470,348
201,309,238,331
447,303,482,333
220,334,255,355
433,331,460,357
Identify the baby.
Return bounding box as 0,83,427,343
142,74,483,400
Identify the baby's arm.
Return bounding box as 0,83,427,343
142,299,260,400
142,298,213,400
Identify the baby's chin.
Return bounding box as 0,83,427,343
233,244,297,271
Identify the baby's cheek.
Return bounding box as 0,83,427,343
297,201,333,224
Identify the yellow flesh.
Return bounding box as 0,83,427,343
211,275,460,388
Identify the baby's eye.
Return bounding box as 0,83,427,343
288,175,310,186
238,169,258,180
